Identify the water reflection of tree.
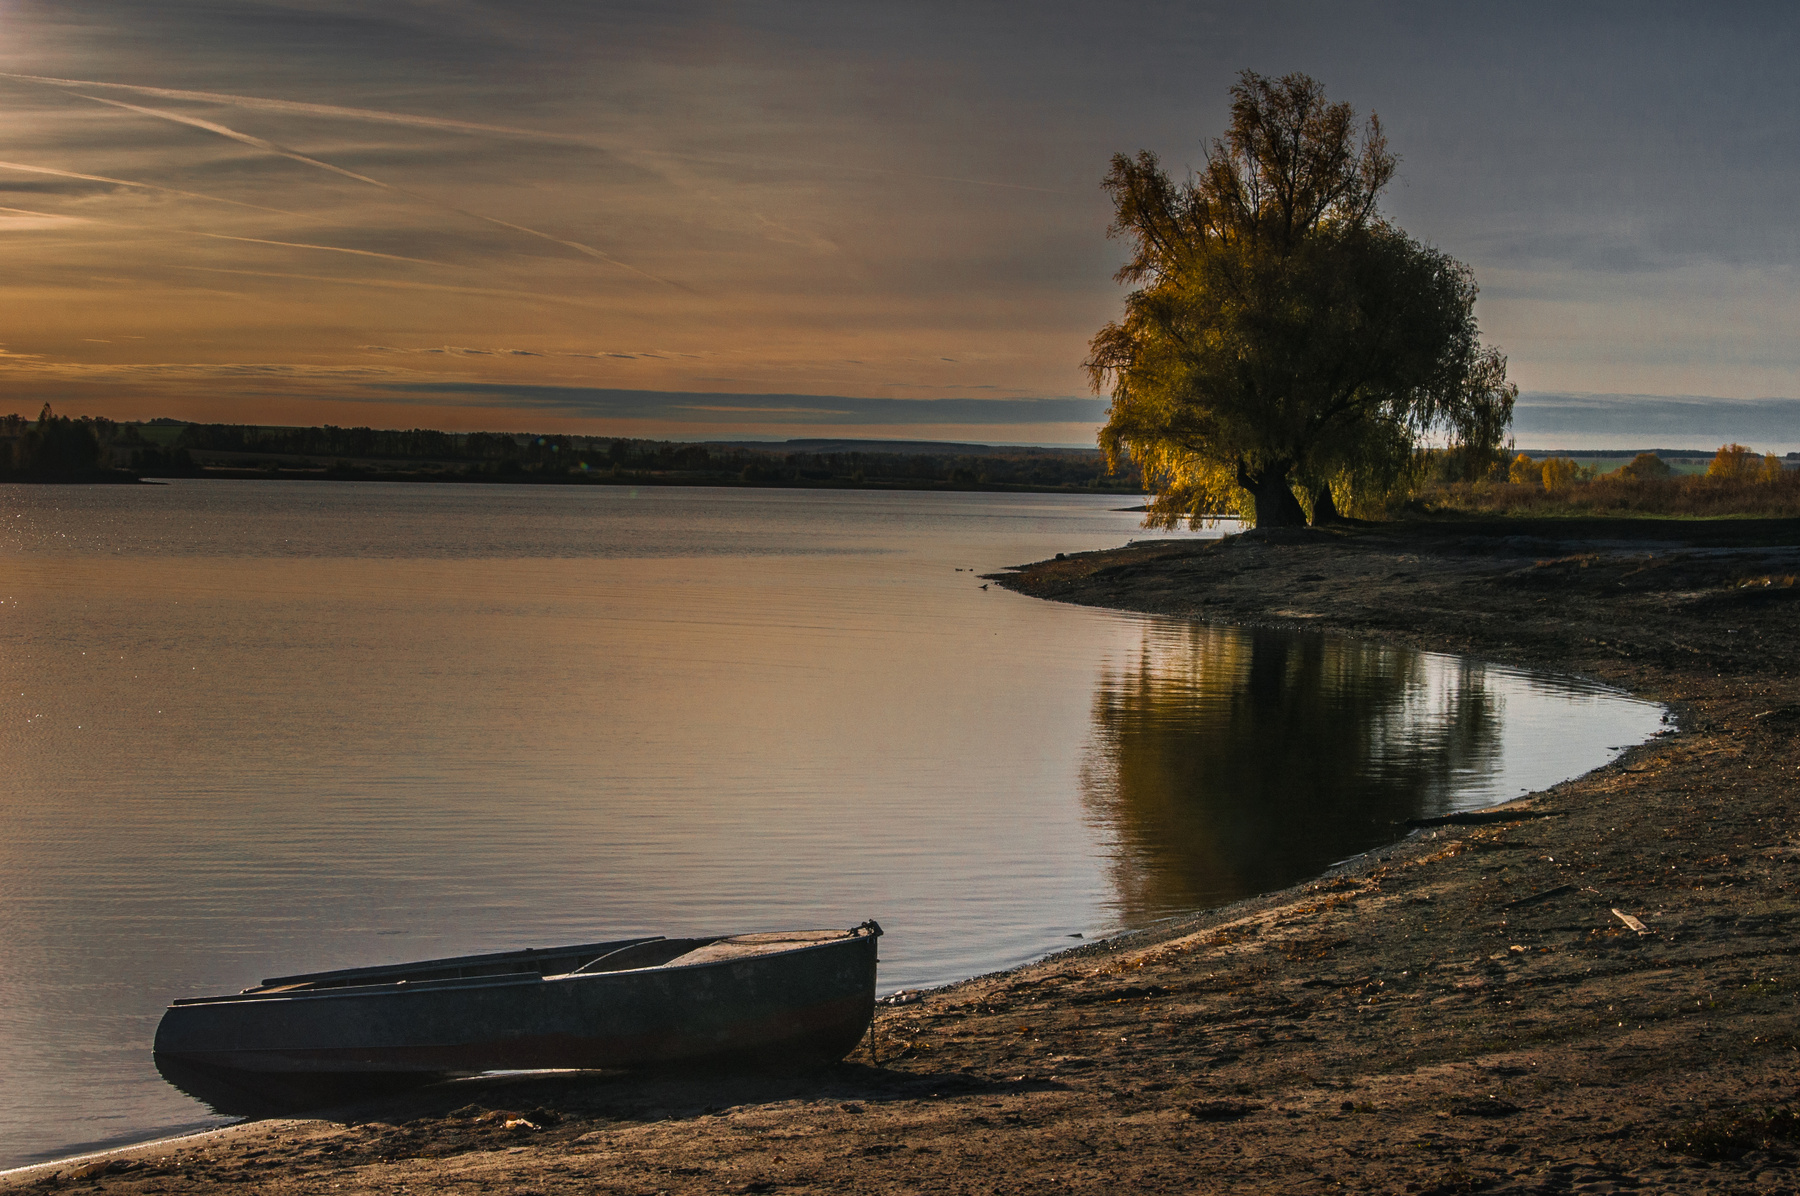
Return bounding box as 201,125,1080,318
1081,624,1503,923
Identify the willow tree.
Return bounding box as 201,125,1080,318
1088,71,1516,527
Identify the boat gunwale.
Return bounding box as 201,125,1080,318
254,934,669,988
166,928,875,1009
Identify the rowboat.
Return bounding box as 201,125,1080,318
153,921,881,1111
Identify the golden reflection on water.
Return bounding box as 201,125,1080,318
1082,623,1503,920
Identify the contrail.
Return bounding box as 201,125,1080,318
171,265,614,307
5,72,1069,196
0,158,319,219
77,93,687,288
633,147,1075,197
78,95,396,188
459,210,681,277
0,72,599,146
0,203,82,224
188,232,447,266
0,201,445,265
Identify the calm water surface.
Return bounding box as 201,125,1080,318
0,482,1662,1167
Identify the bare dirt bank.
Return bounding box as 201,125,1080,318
10,517,1800,1195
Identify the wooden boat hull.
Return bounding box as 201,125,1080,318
153,925,880,1102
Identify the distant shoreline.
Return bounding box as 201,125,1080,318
0,466,1144,497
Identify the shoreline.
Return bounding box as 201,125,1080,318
0,468,1143,497
10,516,1799,1193
0,1125,273,1185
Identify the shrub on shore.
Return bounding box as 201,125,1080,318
1617,452,1673,481
1417,444,1800,518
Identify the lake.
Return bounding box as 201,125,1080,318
0,482,1663,1168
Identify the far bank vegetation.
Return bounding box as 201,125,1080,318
1414,444,1800,519
0,409,1141,494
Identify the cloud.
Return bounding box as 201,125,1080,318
170,267,615,307
0,159,317,219
358,344,546,356
1513,393,1800,450
76,93,397,186
74,92,683,286
0,206,86,230
369,382,1110,426
0,199,444,265
188,231,447,265
0,71,609,145
884,382,1009,391
0,72,1073,198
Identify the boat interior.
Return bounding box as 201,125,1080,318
169,929,863,1004
243,937,718,995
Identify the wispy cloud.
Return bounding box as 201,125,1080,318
188,231,447,265
1514,393,1800,450
2,72,1074,198
0,72,608,144
75,92,684,286
0,200,445,265
0,358,404,381
371,383,1110,426
76,93,394,185
0,205,86,230
0,158,319,219
168,266,617,307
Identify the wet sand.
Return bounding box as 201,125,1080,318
9,517,1799,1194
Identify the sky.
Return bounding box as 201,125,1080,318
0,1,1796,449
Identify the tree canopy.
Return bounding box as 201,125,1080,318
25,404,104,472
1088,71,1516,527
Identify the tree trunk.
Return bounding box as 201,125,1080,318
1310,486,1343,525
1237,459,1308,528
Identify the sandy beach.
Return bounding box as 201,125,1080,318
9,516,1799,1195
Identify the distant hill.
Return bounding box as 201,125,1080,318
1514,448,1731,458
706,438,1102,457
83,422,1141,492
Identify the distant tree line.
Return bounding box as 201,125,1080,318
0,410,1141,490
0,405,140,475
156,422,1144,490
178,422,464,461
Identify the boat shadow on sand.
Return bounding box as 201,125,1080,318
158,1056,1059,1147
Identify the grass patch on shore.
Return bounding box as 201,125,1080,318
1415,467,1800,519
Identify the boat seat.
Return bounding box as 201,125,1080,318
660,930,848,967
